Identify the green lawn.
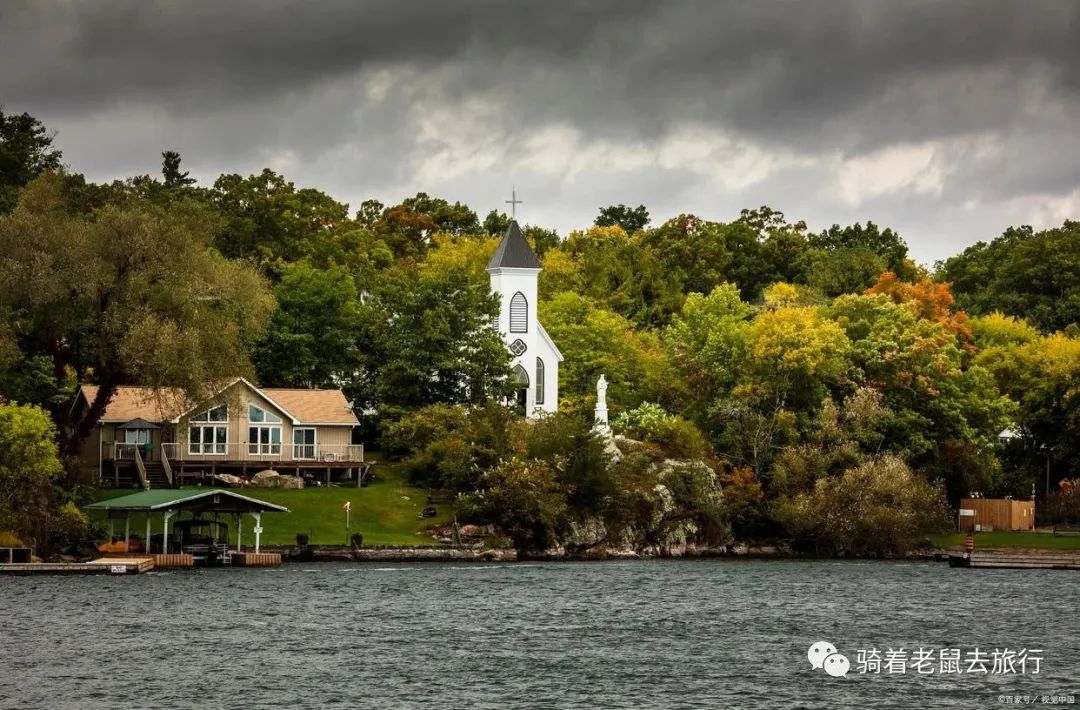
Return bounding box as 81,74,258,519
87,464,453,547
931,531,1080,551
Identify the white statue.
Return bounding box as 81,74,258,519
594,374,609,432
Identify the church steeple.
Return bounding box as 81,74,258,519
488,209,561,418
487,221,541,271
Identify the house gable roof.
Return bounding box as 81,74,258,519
77,385,185,423
487,221,541,270
77,380,359,426
170,377,299,424
261,388,359,425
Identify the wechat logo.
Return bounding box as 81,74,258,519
808,641,850,678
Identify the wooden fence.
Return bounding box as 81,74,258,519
958,498,1035,531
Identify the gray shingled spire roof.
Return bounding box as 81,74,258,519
487,221,541,270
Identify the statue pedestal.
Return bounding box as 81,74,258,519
594,404,609,434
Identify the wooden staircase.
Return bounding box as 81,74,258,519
144,461,172,489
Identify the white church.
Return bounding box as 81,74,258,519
488,221,563,417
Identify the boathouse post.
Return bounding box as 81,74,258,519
145,517,151,552
249,512,263,553
124,514,130,550
162,511,175,553
236,514,242,553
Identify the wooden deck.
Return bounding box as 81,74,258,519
949,551,1080,570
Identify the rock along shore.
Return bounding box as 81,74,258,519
264,542,949,563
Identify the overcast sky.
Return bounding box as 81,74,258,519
2,1,1078,264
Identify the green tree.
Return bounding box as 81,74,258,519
808,221,911,273
210,169,351,269
254,262,362,388
976,333,1080,488
938,221,1080,332
0,173,273,457
161,150,196,188
399,192,480,236
357,267,512,414
663,283,752,419
355,199,385,228
595,203,650,234
0,402,63,544
561,225,683,327
483,209,511,236
828,293,1014,497
541,292,674,416
0,111,63,213
803,247,887,297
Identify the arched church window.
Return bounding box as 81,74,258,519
509,292,528,333
535,357,545,405
512,364,529,387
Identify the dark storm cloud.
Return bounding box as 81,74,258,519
4,1,1076,142
1,0,1079,262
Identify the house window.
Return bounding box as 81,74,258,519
123,429,152,445
189,405,228,455
248,425,282,455
535,357,545,405
248,404,282,423
293,428,316,460
248,404,283,455
192,405,228,422
509,292,528,333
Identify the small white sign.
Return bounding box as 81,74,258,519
109,565,127,574
959,509,976,517
253,526,263,534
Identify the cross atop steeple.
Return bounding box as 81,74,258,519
505,186,523,219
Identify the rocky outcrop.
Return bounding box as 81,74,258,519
273,545,517,563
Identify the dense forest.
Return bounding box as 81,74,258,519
2,110,1080,554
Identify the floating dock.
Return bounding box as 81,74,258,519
0,557,155,575
949,551,1080,570
232,552,282,567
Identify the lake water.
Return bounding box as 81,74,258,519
1,559,1077,708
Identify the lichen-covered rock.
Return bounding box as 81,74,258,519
251,470,280,487
563,517,608,549
250,470,303,488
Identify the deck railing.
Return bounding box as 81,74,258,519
158,442,364,464
160,445,174,487
114,443,149,490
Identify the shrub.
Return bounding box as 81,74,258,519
523,413,612,514
1039,485,1080,525
613,402,710,459
50,500,93,552
474,457,569,551
613,402,671,436
775,455,950,556
380,404,470,459
0,530,23,547
395,400,520,492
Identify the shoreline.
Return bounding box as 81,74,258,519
262,543,955,564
